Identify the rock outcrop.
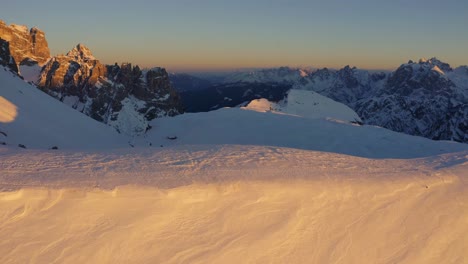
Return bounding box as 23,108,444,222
38,44,182,135
0,39,18,72
0,20,50,69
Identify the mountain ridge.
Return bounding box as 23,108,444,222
0,20,183,136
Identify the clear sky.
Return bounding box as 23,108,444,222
2,0,468,72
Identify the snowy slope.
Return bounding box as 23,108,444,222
0,145,467,263
244,89,361,122
136,107,467,159
0,67,127,149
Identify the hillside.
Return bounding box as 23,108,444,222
0,66,126,149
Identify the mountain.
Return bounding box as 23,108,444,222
223,66,309,84
218,60,468,144
355,58,468,143
36,43,182,135
0,65,126,149
0,20,49,76
0,20,183,136
169,73,213,92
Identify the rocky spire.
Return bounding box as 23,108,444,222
66,43,96,61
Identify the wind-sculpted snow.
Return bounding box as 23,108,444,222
0,145,467,263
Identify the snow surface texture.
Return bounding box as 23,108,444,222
1,145,467,263
0,67,127,149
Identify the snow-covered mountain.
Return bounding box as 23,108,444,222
0,66,126,149
0,20,183,136
355,58,468,143
215,59,468,144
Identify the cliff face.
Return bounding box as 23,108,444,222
38,44,183,135
0,20,50,68
0,39,18,72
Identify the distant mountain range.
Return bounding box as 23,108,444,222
171,59,468,143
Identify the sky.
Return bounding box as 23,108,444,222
2,0,468,72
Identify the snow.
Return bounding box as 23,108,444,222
106,97,149,135
2,65,468,263
0,146,467,263
18,63,42,83
137,107,467,159
431,65,445,75
0,67,126,149
244,89,361,122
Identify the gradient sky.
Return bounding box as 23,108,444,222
2,0,468,72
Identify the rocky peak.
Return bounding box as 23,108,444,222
0,20,50,69
386,58,455,95
416,57,452,72
38,43,106,89
310,68,331,80
336,65,359,88
38,44,182,135
66,43,95,61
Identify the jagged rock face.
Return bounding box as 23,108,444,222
385,60,455,95
39,44,106,90
0,20,50,68
0,39,18,72
355,59,468,143
38,44,182,135
298,66,385,105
